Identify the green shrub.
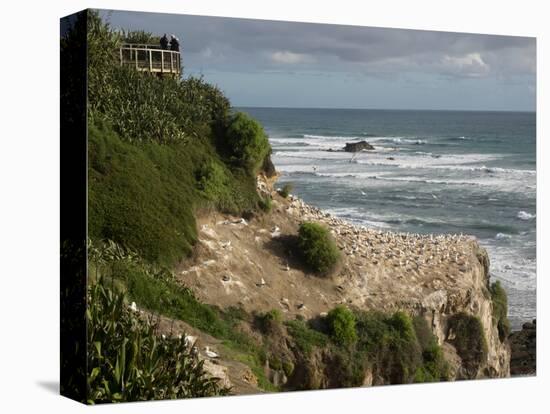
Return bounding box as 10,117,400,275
412,316,449,382
258,309,283,334
224,112,271,173
326,347,368,388
285,319,329,355
278,183,293,198
268,355,283,370
87,279,229,403
326,306,357,346
297,222,340,275
258,195,272,212
87,12,230,146
355,311,421,384
121,29,159,44
447,313,488,376
490,280,510,341
282,360,295,377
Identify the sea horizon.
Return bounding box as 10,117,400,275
237,106,536,114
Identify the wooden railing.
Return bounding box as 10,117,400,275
119,43,181,76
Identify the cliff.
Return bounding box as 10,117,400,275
167,175,510,391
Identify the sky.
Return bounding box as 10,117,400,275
102,9,536,111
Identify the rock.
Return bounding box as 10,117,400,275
510,319,536,376
343,141,374,152
522,322,535,330
202,359,232,388
261,154,277,178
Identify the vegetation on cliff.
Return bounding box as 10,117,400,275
297,222,341,275
87,11,270,267
490,280,511,341
283,309,449,388
326,306,357,346
447,313,488,377
87,279,229,403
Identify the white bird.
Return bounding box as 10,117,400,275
204,346,219,359
184,335,197,347
258,277,266,286
431,193,438,199
361,191,367,196
129,301,138,312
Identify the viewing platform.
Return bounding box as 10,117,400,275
119,43,181,77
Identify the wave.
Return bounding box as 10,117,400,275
495,233,513,240
281,170,509,189
447,136,473,141
517,211,536,220
301,134,428,145
303,134,361,140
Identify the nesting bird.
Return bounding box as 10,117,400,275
204,346,219,359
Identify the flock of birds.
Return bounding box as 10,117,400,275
284,194,475,274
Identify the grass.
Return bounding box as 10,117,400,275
88,119,260,266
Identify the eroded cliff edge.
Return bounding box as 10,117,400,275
170,175,510,390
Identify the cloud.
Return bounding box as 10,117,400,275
439,52,491,78
269,50,314,64
105,10,535,80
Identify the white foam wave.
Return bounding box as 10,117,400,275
517,211,535,220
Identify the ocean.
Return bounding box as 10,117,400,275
240,107,536,330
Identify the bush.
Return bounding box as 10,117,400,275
86,12,230,146
327,306,357,346
412,316,449,382
490,281,510,341
258,195,272,213
86,279,229,403
278,183,293,198
285,319,329,355
355,311,421,384
258,309,282,334
297,222,340,275
447,313,488,376
224,112,271,173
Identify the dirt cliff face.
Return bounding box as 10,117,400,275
174,175,510,388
